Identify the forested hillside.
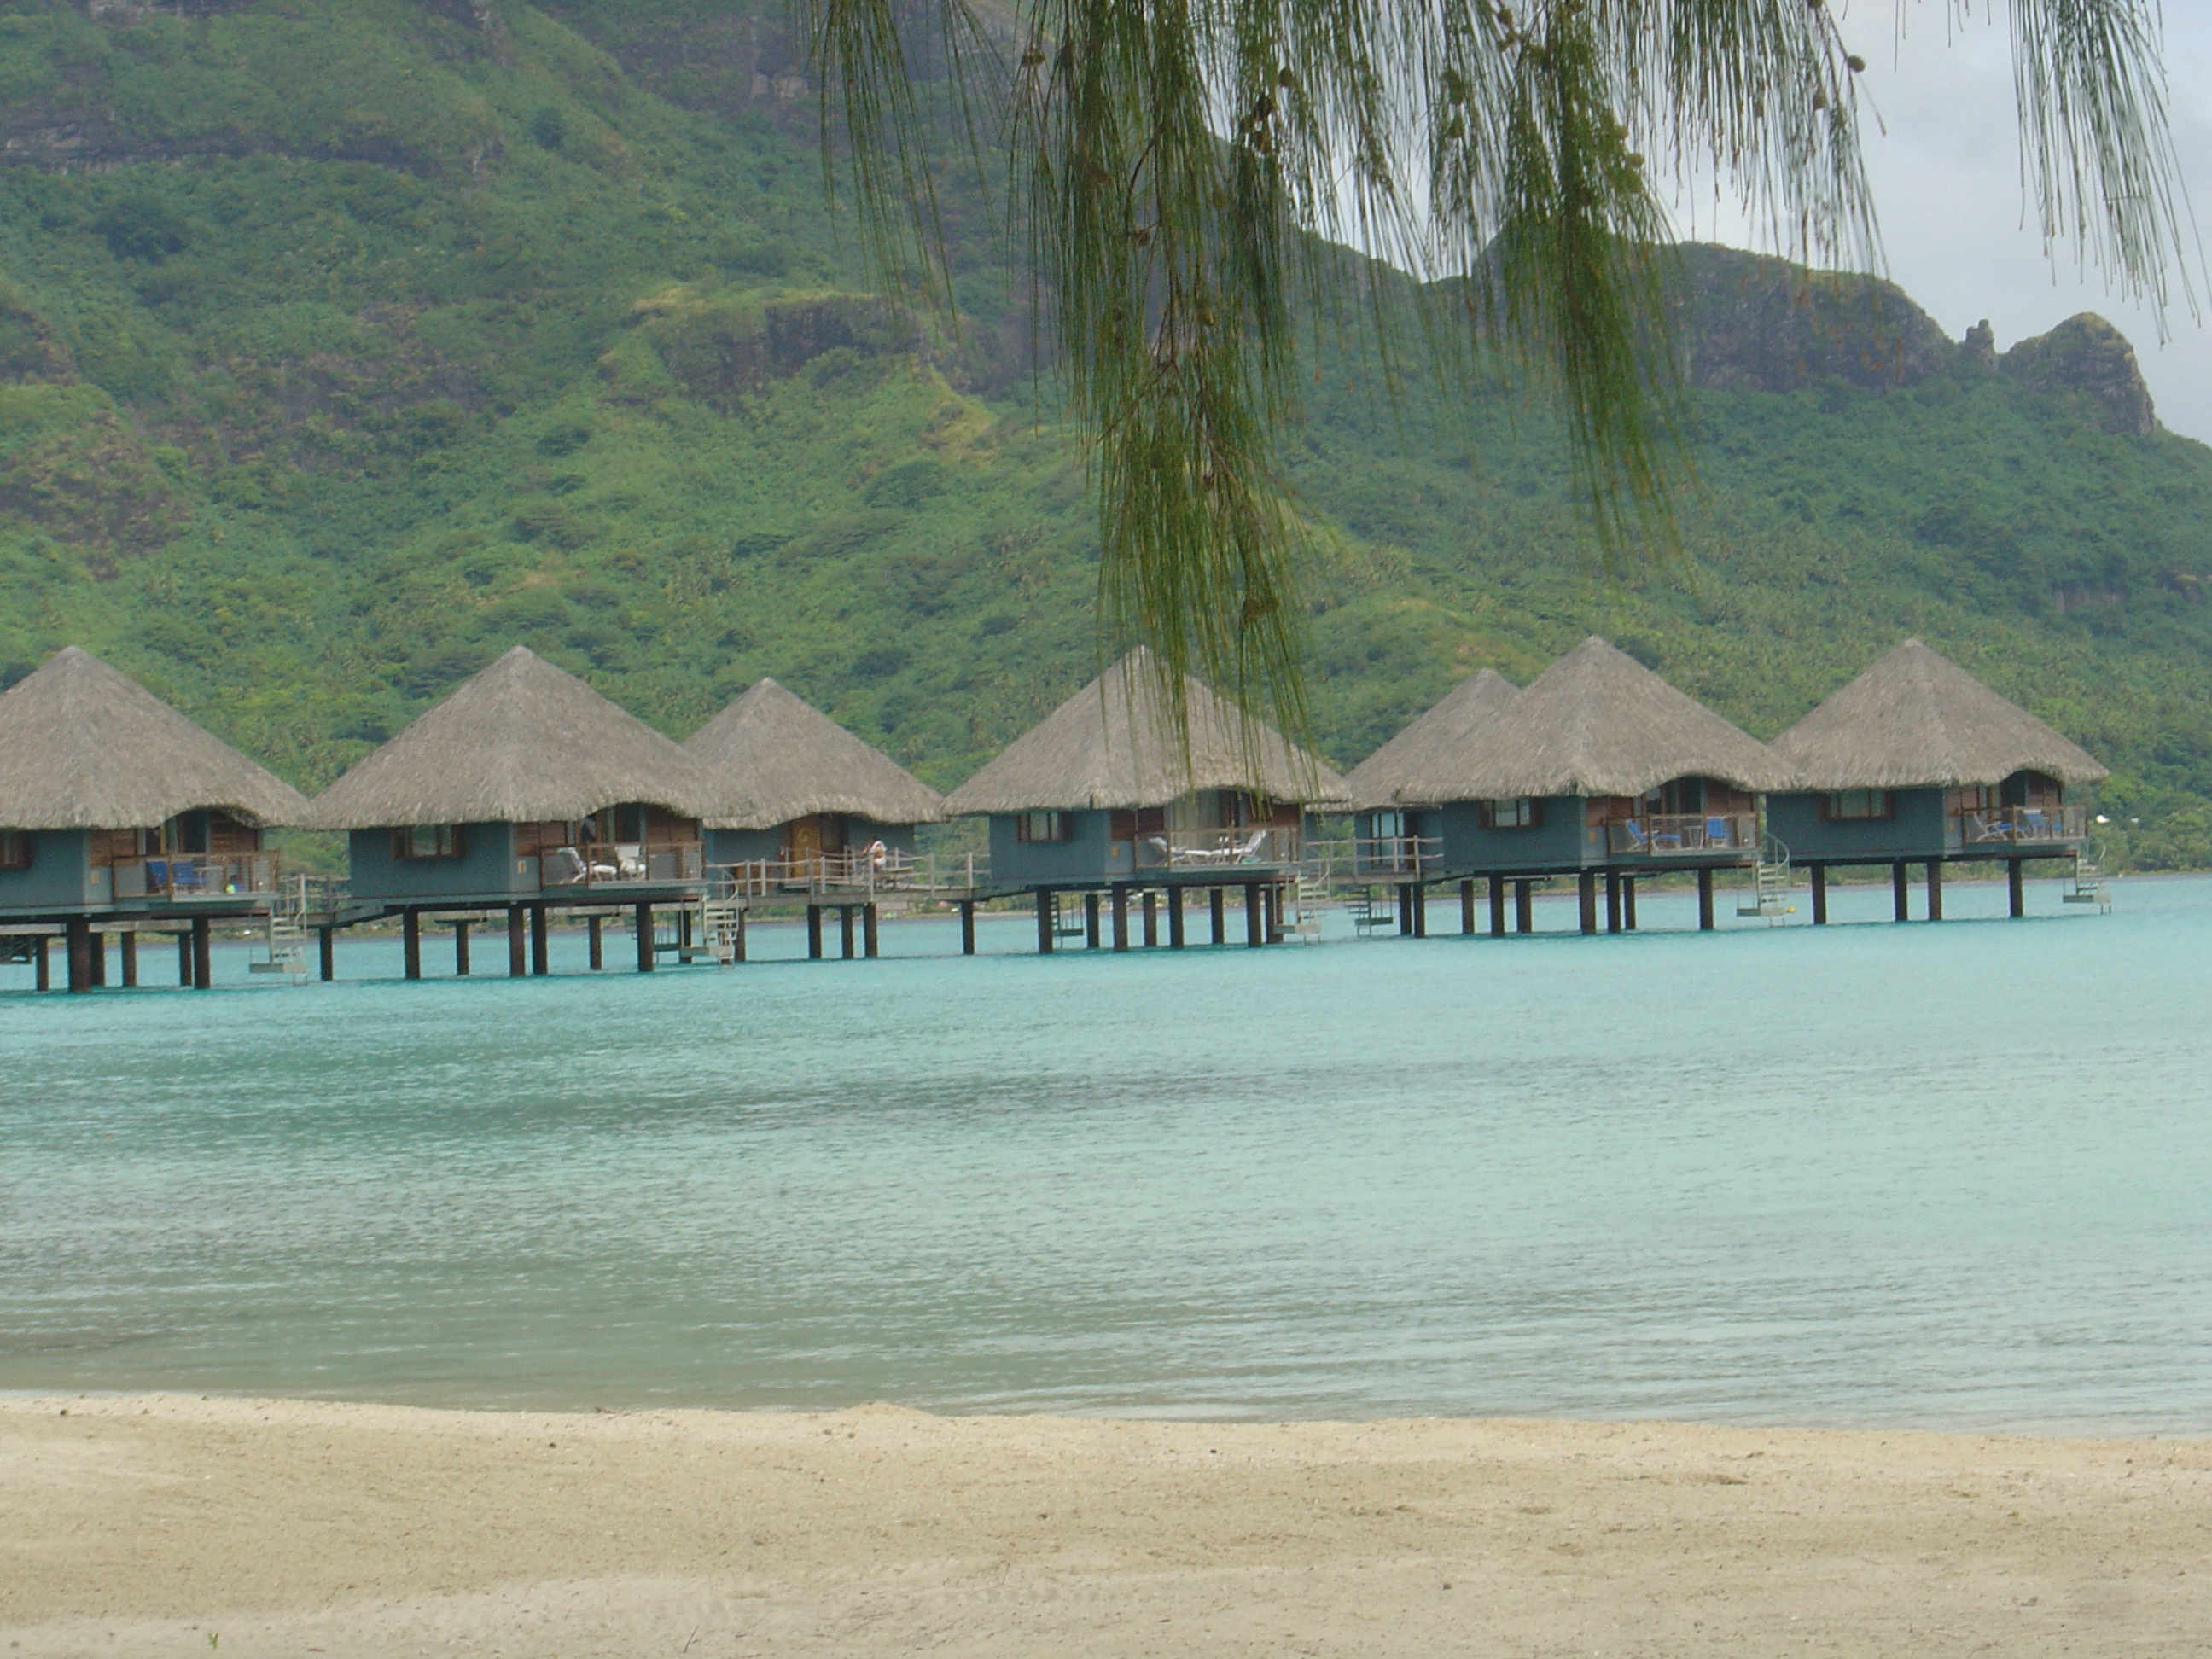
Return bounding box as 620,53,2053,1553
4,0,2212,865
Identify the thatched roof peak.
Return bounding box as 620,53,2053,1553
1772,639,2109,789
1348,668,1519,809
310,646,726,829
1420,637,1799,799
0,646,309,830
685,677,943,830
942,649,1352,814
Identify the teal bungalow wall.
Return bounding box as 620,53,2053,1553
1765,789,1950,864
986,809,1130,888
346,823,527,903
0,829,103,917
1432,796,1592,873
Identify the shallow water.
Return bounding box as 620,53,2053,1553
3,872,2207,1433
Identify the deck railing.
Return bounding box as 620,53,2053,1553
1957,805,2087,845
1348,835,1443,877
1132,827,1302,870
1604,813,1759,857
539,841,706,888
716,848,988,899
114,853,280,900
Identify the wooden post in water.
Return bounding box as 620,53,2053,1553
1142,889,1157,947
734,909,747,962
1891,860,1910,922
33,934,49,992
119,930,137,987
863,904,879,958
959,900,975,956
1411,885,1427,938
634,901,654,971
806,905,824,959
1577,871,1598,935
1111,885,1130,952
1167,885,1185,948
1460,879,1476,935
1490,875,1507,936
1604,870,1622,934
1244,882,1265,947
1925,860,1944,922
1035,889,1055,954
1209,887,1225,945
403,910,422,981
587,914,603,969
1810,866,1828,925
1696,868,1714,932
1084,892,1101,949
2009,859,2025,918
191,916,212,989
66,917,90,992
1623,876,1638,931
1514,879,1534,934
836,905,854,959
88,929,105,987
505,905,526,977
453,918,470,976
319,925,335,981
178,929,194,987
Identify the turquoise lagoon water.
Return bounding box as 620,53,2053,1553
2,873,2207,1434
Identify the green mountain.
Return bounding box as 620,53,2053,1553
3,0,2212,868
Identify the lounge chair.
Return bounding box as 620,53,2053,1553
1617,819,1653,853
1705,815,1731,847
1231,829,1270,864
614,843,647,881
546,846,589,886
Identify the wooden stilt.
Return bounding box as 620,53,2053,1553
1036,889,1054,954
1111,885,1130,952
1623,876,1638,931
587,913,603,969
454,918,470,976
2009,859,2025,918
1514,879,1534,934
1892,860,1910,922
1210,887,1225,945
178,929,194,987
1396,883,1414,935
1411,885,1427,938
33,934,49,992
959,900,975,956
1697,868,1714,932
1926,860,1944,922
1577,870,1598,934
66,917,90,993
119,930,137,987
1167,885,1185,947
1084,891,1101,949
734,909,747,962
1142,889,1157,947
1460,878,1476,934
839,905,856,959
191,916,212,989
863,903,879,958
403,910,422,981
318,924,335,981
1811,865,1828,925
1244,882,1265,947
1490,875,1507,936
506,905,526,977
89,929,107,987
1604,870,1622,934
806,905,824,959
635,901,654,971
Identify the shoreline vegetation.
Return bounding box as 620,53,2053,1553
3,1396,2203,1656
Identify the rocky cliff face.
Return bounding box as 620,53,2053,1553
1671,244,1959,393
2000,313,2157,436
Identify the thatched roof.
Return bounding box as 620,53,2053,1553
1419,637,1800,798
1347,669,1519,808
942,649,1353,814
685,677,943,830
311,646,726,829
0,647,309,830
1772,639,2110,789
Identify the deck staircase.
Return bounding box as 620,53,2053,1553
698,892,748,963
249,875,317,977
1735,837,1796,922
1280,874,1329,943
1344,887,1395,937
2063,845,2113,912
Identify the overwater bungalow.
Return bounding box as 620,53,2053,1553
942,649,1352,951
310,646,723,977
0,647,310,992
1348,669,1518,928
1767,639,2110,922
1353,637,1799,934
684,677,945,958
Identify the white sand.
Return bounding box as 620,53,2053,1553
2,1394,2205,1656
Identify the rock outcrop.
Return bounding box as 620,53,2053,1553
2000,313,2157,436
1671,244,1958,393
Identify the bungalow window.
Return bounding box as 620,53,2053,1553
1821,789,1894,821
1109,806,1166,841
394,824,465,860
1015,811,1074,843
0,830,28,870
1479,797,1540,830
1370,810,1406,841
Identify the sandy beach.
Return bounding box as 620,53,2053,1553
0,1396,2203,1656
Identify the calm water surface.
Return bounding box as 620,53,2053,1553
3,874,2207,1433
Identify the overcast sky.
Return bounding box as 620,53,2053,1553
1674,6,2212,444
